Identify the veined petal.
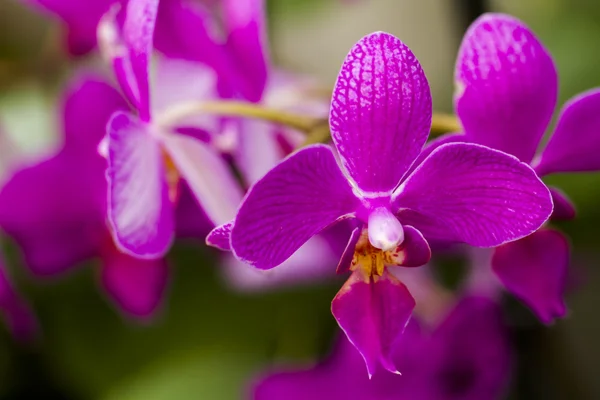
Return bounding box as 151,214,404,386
223,0,268,101
549,187,576,220
123,0,159,121
331,269,415,376
162,132,243,226
100,245,169,319
330,32,432,193
393,143,552,247
492,228,568,324
231,144,361,269
406,132,465,177
206,221,233,251
107,112,174,258
455,13,557,163
535,89,600,176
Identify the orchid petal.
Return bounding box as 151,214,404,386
63,75,129,150
0,77,121,275
107,111,174,258
100,245,169,319
231,144,360,269
331,269,415,376
123,0,158,121
390,226,431,267
97,3,141,110
535,89,600,175
206,221,233,251
393,142,552,247
336,225,362,274
549,187,576,220
455,13,557,163
492,228,568,324
161,132,243,226
330,32,432,193
406,132,465,177
154,0,223,66
223,0,268,101
174,181,213,239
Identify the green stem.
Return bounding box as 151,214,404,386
157,101,324,134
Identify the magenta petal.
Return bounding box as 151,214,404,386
206,221,233,251
492,229,568,324
63,75,130,149
162,133,243,225
392,226,431,267
455,13,557,163
329,32,432,193
336,224,362,274
223,0,268,101
394,142,553,247
549,187,576,220
534,89,600,175
107,112,174,258
406,132,465,177
0,76,121,275
100,246,169,319
332,270,415,376
123,0,158,121
231,145,360,269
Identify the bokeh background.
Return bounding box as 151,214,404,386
0,0,600,398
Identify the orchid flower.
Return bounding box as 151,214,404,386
225,32,552,375
103,0,243,259
0,76,172,318
430,13,600,323
254,296,511,400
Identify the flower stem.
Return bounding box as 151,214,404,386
157,100,324,133
430,113,462,135
159,100,461,145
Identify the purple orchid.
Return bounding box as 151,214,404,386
0,76,170,319
103,0,243,259
227,31,552,375
430,13,600,323
253,296,512,400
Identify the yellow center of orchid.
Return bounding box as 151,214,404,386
351,230,406,278
163,151,180,203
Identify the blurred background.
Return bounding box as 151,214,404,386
0,0,600,398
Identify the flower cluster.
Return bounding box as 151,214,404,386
2,0,600,398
